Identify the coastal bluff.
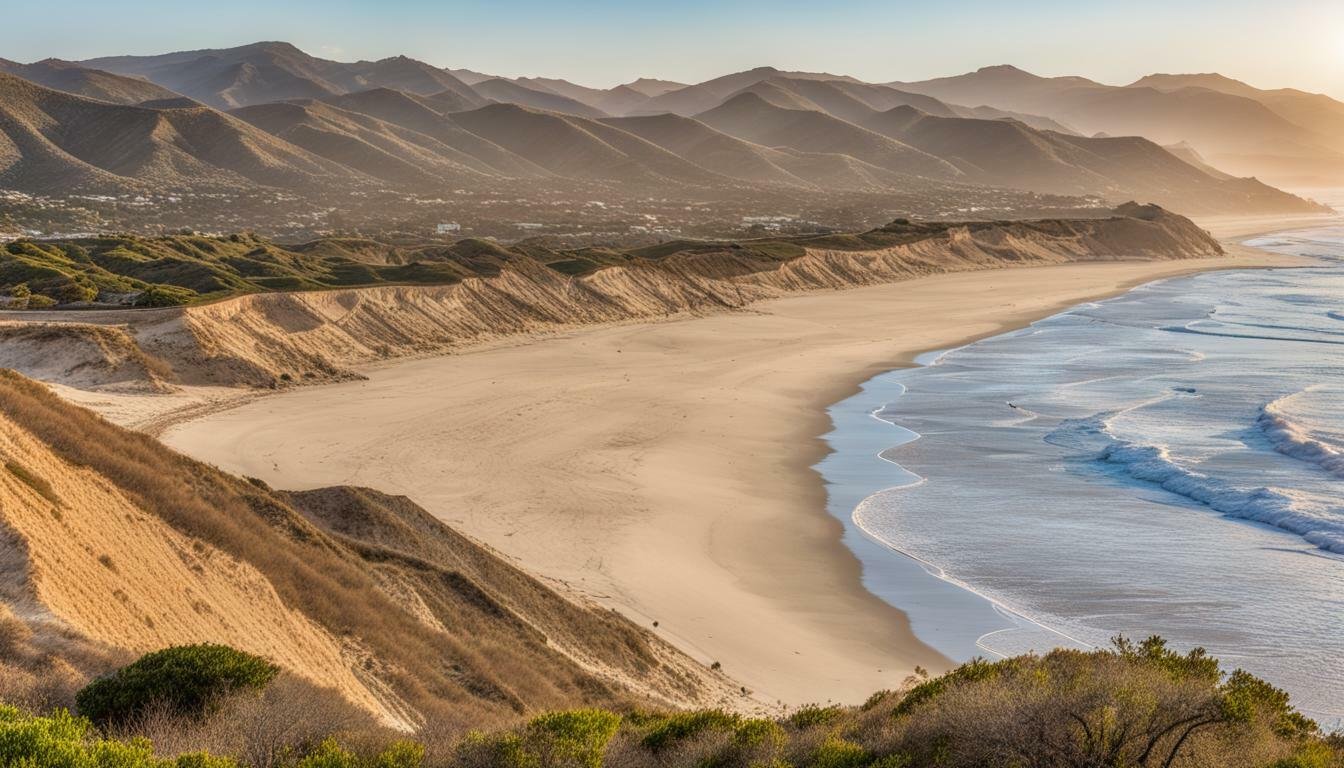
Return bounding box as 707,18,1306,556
0,204,1222,394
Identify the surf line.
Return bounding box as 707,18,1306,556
847,345,1096,658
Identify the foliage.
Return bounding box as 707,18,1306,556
134,284,199,307
786,704,845,730
524,710,620,768
0,631,1334,768
639,709,742,752
75,645,278,726
292,739,423,768
808,736,870,768
0,704,235,767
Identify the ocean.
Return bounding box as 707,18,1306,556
819,225,1344,725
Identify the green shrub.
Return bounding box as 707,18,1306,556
455,731,537,768
731,718,785,748
808,736,869,768
134,285,198,307
371,740,425,768
526,709,621,768
641,709,742,752
892,657,1020,717
172,753,238,768
296,739,358,768
289,738,424,768
708,718,787,768
75,644,279,726
24,294,56,309
0,704,235,767
786,704,844,730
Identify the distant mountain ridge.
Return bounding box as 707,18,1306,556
81,42,485,110
894,65,1344,185
0,43,1333,217
0,58,182,105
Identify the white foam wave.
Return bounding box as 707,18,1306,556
1089,432,1344,555
1257,396,1344,479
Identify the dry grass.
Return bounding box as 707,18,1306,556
0,605,124,713
3,461,59,506
0,371,709,732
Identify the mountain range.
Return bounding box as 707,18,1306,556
0,41,1336,221
893,65,1344,186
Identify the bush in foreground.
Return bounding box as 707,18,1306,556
76,645,279,727
0,705,232,767
3,637,1336,768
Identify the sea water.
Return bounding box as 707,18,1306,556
819,227,1344,724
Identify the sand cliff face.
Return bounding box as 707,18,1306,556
0,206,1222,393
0,371,739,730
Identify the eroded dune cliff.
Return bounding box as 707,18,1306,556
0,205,1222,393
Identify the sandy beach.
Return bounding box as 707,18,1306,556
155,217,1325,706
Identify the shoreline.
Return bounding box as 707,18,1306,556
819,222,1344,723
119,215,1330,706
810,215,1342,667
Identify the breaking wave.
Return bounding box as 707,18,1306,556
1052,415,1344,555
1257,395,1344,479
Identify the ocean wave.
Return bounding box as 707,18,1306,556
1093,438,1344,555
1257,397,1344,479
1046,414,1344,556
1162,323,1344,346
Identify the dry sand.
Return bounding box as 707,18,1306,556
152,214,1324,707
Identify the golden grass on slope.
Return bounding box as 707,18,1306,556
0,371,725,732
0,417,399,724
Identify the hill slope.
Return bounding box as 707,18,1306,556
1132,72,1344,157
230,99,496,186
695,92,962,179
447,103,726,185
472,78,608,118
861,106,1324,213
0,58,182,105
80,42,485,111
895,65,1344,184
0,72,361,194
0,370,735,731
631,67,863,116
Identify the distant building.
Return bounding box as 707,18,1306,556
436,222,461,234
514,222,544,230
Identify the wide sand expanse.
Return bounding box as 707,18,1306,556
160,225,1320,706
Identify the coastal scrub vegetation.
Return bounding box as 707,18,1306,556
5,637,1338,768
75,644,279,726
0,205,1211,308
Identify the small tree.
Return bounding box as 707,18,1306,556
76,644,279,726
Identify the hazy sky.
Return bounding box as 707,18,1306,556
9,0,1344,96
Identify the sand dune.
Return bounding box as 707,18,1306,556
0,206,1226,393
0,372,739,732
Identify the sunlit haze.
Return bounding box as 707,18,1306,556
6,0,1344,96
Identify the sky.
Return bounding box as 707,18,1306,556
7,0,1344,96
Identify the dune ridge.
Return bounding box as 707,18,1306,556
0,205,1224,394
0,370,741,732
